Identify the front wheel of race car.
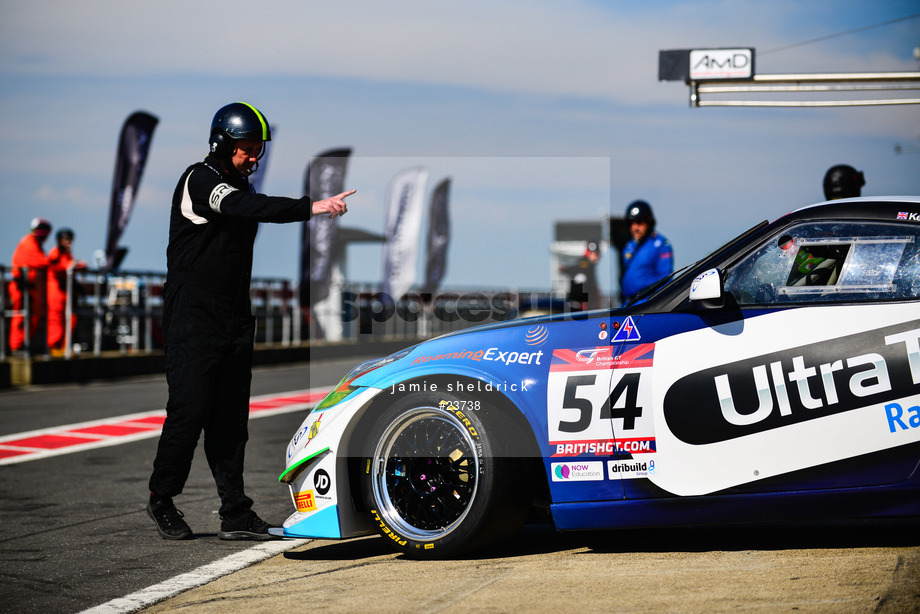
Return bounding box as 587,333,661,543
359,390,531,559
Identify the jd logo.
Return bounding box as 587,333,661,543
314,469,331,496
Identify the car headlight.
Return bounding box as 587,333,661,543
312,346,416,413
279,347,417,484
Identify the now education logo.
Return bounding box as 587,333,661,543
551,461,604,482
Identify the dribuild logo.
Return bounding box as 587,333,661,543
551,461,604,482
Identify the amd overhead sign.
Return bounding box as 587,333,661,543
659,48,755,82
690,48,754,79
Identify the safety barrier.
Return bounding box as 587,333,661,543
1,265,573,362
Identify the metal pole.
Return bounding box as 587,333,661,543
280,281,290,347
64,267,73,359
0,265,7,362
93,274,103,356
144,276,153,353
22,266,30,359
265,283,274,347
697,98,920,107
131,280,140,352
292,281,301,345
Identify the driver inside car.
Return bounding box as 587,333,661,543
785,242,847,287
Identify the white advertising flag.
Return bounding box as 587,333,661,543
382,166,428,301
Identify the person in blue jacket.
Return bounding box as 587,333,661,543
620,200,673,304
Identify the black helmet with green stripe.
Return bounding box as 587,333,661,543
209,102,271,158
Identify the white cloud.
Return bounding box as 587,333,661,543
33,184,100,207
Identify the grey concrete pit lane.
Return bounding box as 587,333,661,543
143,521,919,613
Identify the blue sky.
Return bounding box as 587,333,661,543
1,0,918,293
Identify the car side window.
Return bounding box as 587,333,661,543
724,222,920,305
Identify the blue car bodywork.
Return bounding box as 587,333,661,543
277,197,920,557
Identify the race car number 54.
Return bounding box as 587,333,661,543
559,373,642,432
548,367,655,445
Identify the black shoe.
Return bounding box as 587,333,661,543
218,510,280,541
147,499,193,540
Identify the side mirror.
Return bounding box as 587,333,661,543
690,268,723,307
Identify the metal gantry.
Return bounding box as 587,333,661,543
689,71,920,107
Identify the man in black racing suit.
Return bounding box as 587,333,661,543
147,102,354,540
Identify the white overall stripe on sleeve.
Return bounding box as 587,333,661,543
180,171,208,225
209,183,238,213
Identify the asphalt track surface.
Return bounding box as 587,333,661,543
1,359,919,613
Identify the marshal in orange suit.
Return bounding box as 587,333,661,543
8,218,52,353
47,228,86,353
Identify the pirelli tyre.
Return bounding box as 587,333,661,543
360,390,530,559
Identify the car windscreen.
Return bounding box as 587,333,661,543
724,221,919,304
